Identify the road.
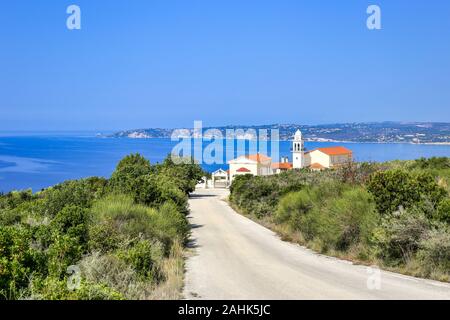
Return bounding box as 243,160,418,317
183,188,450,300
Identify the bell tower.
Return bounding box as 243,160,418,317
292,129,304,169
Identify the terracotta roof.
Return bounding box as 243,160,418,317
272,162,293,170
247,154,271,163
313,146,352,156
236,167,251,173
310,163,325,169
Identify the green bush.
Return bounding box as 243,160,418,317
372,207,430,264
323,188,378,251
153,175,188,214
78,252,152,300
117,239,164,281
0,226,44,299
367,169,446,215
50,205,88,243
275,185,378,252
41,178,107,217
155,156,204,194
29,276,123,300
152,201,189,247
418,225,450,275
230,158,450,281
0,190,34,210
435,199,450,224
89,195,159,250
47,234,83,278
0,153,193,300
411,157,450,170
275,189,315,225
108,153,152,195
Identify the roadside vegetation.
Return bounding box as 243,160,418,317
0,154,204,300
230,157,450,282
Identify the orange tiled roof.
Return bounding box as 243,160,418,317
310,163,325,169
314,146,352,156
236,167,251,173
272,162,293,170
246,154,271,163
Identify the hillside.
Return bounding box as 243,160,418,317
109,122,450,144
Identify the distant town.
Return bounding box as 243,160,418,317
108,122,450,144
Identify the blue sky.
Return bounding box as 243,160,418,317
0,0,449,131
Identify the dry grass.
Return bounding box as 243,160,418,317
77,240,186,300
147,240,185,300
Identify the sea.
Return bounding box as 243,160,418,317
1,132,449,193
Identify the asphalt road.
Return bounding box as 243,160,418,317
183,188,450,300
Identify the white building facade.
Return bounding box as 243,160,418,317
291,129,352,170
228,154,272,183
292,129,305,169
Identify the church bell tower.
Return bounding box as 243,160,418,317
292,129,304,169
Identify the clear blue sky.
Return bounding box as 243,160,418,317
1,0,449,131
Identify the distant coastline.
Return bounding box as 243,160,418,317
105,121,450,145
100,136,450,145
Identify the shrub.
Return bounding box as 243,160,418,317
275,189,315,225
0,190,34,210
78,252,152,300
435,199,450,224
0,226,43,299
47,234,83,278
411,157,450,170
155,156,205,195
132,174,159,206
336,162,380,185
372,207,430,264
29,276,123,300
117,240,164,281
50,205,88,243
418,225,450,274
89,195,159,251
108,153,152,195
323,188,378,251
41,178,107,217
88,194,188,254
0,153,193,300
153,175,188,214
152,202,189,247
367,169,447,215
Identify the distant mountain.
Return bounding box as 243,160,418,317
107,122,450,144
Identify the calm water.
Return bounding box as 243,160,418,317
1,134,449,193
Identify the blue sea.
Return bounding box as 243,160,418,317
0,133,449,193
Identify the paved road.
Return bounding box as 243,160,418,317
183,188,450,300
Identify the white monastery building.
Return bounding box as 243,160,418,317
228,154,272,183
221,129,353,184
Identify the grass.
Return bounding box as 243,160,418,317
147,240,185,300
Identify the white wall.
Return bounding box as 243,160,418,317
309,150,331,168
229,162,258,183
229,160,272,183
